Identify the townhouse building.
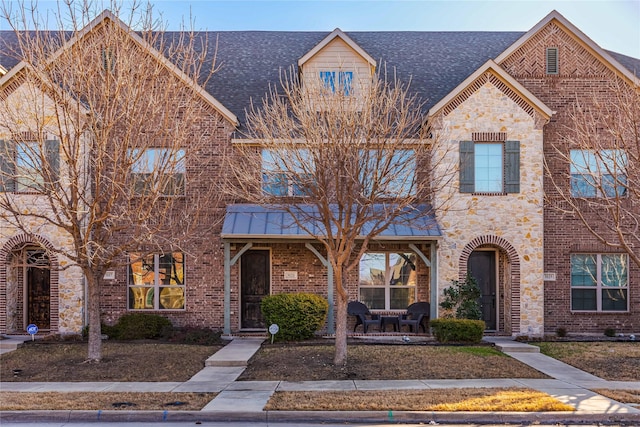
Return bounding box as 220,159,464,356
1,10,638,337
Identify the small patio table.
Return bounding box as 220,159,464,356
380,315,400,332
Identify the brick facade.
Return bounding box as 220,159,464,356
1,11,637,337
499,20,639,334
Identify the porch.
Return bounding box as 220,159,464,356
220,204,442,336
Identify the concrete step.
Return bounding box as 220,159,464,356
493,341,540,353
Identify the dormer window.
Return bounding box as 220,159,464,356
320,71,353,95
546,47,559,75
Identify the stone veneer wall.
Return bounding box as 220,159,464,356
434,80,545,335
0,226,85,334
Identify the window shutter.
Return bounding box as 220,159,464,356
45,139,60,186
504,140,520,193
546,47,558,74
0,140,16,192
459,141,475,193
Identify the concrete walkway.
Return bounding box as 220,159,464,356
1,335,639,424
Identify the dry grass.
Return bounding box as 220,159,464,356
265,388,574,411
239,343,549,381
593,389,640,408
534,342,640,381
0,392,215,411
1,341,222,382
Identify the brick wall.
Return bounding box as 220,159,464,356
500,20,640,334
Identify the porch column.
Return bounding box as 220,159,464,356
305,243,334,334
223,242,253,335
430,242,438,320
409,242,438,320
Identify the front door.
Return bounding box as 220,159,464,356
26,266,51,330
240,250,270,329
468,251,497,330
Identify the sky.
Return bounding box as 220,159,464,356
2,0,639,58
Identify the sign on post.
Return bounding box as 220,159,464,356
26,323,38,341
268,324,279,344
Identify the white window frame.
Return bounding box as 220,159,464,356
570,253,628,312
129,148,186,196
358,252,417,311
570,149,627,198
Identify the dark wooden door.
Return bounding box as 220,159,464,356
241,250,270,329
468,251,497,330
27,267,50,329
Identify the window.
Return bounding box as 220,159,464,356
128,252,185,310
359,252,417,310
129,148,185,196
546,47,559,75
570,149,627,198
571,253,628,311
0,139,59,192
362,149,416,198
459,140,519,193
319,71,353,95
262,149,312,196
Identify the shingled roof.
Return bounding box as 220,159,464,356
2,29,639,130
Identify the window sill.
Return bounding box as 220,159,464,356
570,310,630,314
471,192,509,196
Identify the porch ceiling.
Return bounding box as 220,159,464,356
221,204,442,241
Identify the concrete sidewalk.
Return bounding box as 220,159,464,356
1,335,639,425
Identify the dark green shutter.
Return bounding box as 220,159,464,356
0,140,16,192
45,139,60,186
504,140,520,193
459,141,474,193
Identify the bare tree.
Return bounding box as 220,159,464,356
0,0,225,361
546,78,640,267
226,67,453,365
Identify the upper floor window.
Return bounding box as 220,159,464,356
129,148,185,196
128,252,185,310
459,140,520,194
262,149,312,197
571,253,628,312
359,252,417,310
319,71,353,95
570,149,627,198
0,139,59,192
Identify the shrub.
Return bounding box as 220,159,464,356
439,273,482,320
556,327,567,338
430,318,485,343
604,327,617,337
261,293,328,342
107,313,173,340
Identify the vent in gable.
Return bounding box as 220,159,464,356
546,47,559,75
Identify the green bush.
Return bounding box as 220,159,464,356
439,273,482,320
430,318,485,343
261,293,328,342
107,313,173,340
604,327,617,337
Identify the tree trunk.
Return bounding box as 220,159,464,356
333,265,348,366
86,272,103,362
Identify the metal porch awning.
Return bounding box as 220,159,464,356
221,204,442,240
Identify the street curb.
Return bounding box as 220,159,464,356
2,410,640,425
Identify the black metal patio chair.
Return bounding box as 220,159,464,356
399,301,430,333
347,301,380,333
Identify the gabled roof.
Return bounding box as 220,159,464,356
0,61,91,117
44,10,239,126
0,64,6,76
428,59,554,119
298,28,376,68
495,10,639,85
2,13,639,129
